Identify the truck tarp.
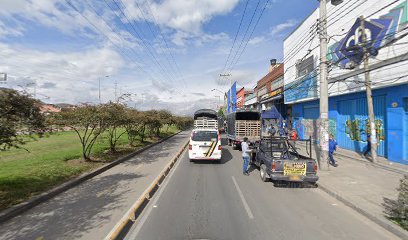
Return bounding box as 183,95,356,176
194,109,218,120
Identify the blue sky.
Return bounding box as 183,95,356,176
0,0,318,114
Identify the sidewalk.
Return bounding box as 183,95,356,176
0,131,190,240
296,141,408,239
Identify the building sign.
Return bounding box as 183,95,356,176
329,1,408,68
269,87,282,98
284,71,317,104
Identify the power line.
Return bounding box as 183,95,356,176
219,0,250,82
226,0,262,74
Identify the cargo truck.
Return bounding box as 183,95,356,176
227,110,261,150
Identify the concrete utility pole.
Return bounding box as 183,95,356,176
220,73,232,112
360,16,378,162
114,79,118,103
98,75,109,104
319,0,329,170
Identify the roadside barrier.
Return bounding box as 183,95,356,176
104,140,189,240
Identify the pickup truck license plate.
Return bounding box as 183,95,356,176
284,163,306,176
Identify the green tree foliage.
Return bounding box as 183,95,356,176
54,105,108,161
0,89,45,151
124,109,144,146
101,103,128,153
383,175,408,230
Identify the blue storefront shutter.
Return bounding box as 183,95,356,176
337,95,386,157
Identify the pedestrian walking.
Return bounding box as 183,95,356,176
241,137,252,175
363,133,371,158
329,134,338,167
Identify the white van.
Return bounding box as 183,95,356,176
189,128,222,162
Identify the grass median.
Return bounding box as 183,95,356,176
0,126,178,211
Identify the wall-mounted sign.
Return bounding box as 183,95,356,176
392,102,398,108
329,1,408,68
269,87,283,98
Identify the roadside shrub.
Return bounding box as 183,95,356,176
383,175,408,230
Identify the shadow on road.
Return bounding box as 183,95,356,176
192,147,234,165
0,172,144,240
272,181,318,189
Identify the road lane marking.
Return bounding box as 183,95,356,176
124,151,186,240
231,176,254,219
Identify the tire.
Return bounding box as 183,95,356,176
189,158,194,162
232,144,237,150
260,164,270,182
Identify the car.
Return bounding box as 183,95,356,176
188,128,222,162
252,136,318,184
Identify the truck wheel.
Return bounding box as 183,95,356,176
232,144,237,150
260,164,270,182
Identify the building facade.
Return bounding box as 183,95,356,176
255,62,286,136
284,0,408,164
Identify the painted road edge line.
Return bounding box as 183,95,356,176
104,140,189,240
125,146,186,240
0,130,183,224
232,176,254,219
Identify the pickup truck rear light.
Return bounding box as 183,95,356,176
272,162,276,171
218,145,222,150
314,164,318,172
189,144,192,150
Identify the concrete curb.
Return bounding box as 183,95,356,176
0,131,183,224
317,182,408,239
104,140,189,240
334,151,408,175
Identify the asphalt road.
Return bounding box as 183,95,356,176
0,131,190,240
126,138,399,240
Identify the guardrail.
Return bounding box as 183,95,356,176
104,140,189,240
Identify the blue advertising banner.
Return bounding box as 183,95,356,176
227,89,231,114
231,82,237,113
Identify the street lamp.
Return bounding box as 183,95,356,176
99,75,109,103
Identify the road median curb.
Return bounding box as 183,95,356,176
0,130,183,224
317,182,408,239
104,140,189,240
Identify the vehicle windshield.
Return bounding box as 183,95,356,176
191,131,218,142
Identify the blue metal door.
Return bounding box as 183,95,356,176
337,95,386,157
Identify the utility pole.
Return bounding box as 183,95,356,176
318,0,329,171
114,79,118,103
98,75,109,104
360,16,378,162
220,73,232,112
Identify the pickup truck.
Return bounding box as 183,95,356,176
251,137,318,184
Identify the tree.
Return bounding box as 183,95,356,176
54,105,108,161
101,103,128,153
0,89,45,151
218,107,226,119
124,109,144,146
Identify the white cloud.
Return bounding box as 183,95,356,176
0,43,125,104
123,0,240,34
271,19,298,36
248,36,266,45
